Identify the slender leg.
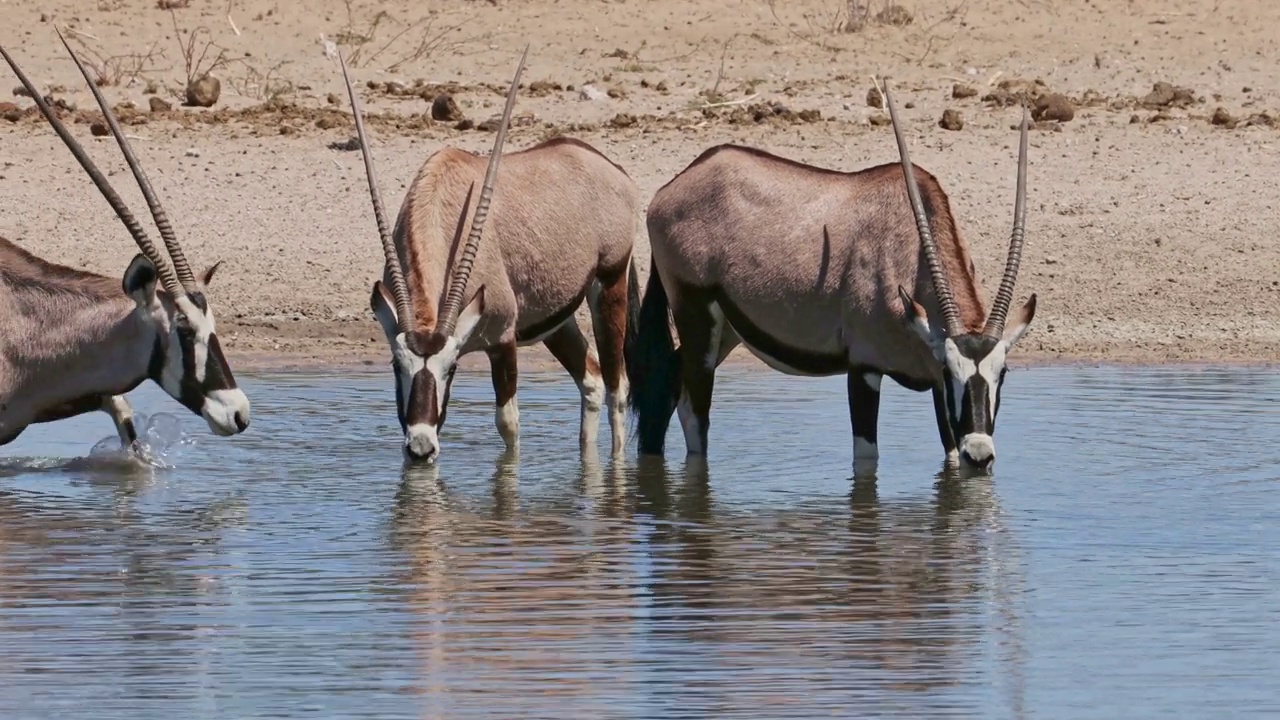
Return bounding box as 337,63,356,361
848,370,882,471
588,263,632,456
543,320,605,450
487,342,520,449
931,384,959,465
671,291,718,456
100,395,139,449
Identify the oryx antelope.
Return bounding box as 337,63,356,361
0,34,249,450
628,83,1036,471
341,49,642,463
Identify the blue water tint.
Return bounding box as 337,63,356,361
0,364,1278,719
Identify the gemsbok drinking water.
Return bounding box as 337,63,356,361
628,82,1036,472
340,48,642,464
0,32,250,451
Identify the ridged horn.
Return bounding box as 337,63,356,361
339,49,413,334
983,104,1031,340
0,37,181,297
883,81,963,339
436,45,530,338
56,27,197,291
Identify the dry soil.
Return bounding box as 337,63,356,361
2,0,1279,372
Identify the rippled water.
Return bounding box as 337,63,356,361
1,365,1279,719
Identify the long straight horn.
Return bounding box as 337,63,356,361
338,49,413,334
983,105,1031,340
883,81,963,339
437,45,529,338
55,27,196,291
0,39,181,297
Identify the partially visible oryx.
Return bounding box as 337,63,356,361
628,83,1036,472
340,48,642,463
0,33,250,451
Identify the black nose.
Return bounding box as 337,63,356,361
960,450,994,471
234,412,249,432
404,445,437,463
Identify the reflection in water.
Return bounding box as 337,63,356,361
383,450,1019,718
2,365,1279,719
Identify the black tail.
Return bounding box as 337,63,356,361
625,259,681,455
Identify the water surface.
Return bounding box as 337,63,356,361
1,365,1278,719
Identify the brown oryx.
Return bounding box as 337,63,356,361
0,33,249,451
627,83,1036,472
340,48,641,463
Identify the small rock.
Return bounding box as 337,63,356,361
477,115,503,131
316,115,342,130
607,85,627,99
1141,81,1196,109
185,74,221,107
869,113,890,126
148,96,171,113
1210,106,1236,128
326,92,341,105
13,85,31,98
384,81,408,95
455,118,475,131
1129,113,1141,124
90,121,109,137
578,84,608,101
431,93,463,121
1033,93,1075,122
905,101,915,109
876,5,913,26
866,86,882,108
609,113,636,128
185,149,200,158
40,12,51,22
951,83,977,99
527,79,561,96
0,101,18,122
279,125,296,135
144,79,161,95
939,108,963,131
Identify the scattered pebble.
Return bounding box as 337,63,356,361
185,74,221,107
951,83,977,99
430,93,463,121
866,86,882,108
90,121,109,137
578,84,608,101
1211,106,1236,128
1033,93,1075,122
148,96,171,113
939,108,964,131
869,113,890,126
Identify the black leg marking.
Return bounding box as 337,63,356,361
848,369,881,464
670,286,718,456
931,384,958,461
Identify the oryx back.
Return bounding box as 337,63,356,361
646,144,986,384
395,136,640,350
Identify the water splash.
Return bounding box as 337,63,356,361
88,412,189,468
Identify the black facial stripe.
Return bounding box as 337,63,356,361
967,375,991,435
175,323,204,412
204,334,237,391
406,369,439,428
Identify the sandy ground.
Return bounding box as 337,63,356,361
2,0,1279,373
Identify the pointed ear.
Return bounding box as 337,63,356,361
455,286,487,342
198,260,223,287
122,254,159,309
1001,293,1037,348
898,285,936,346
369,280,401,341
